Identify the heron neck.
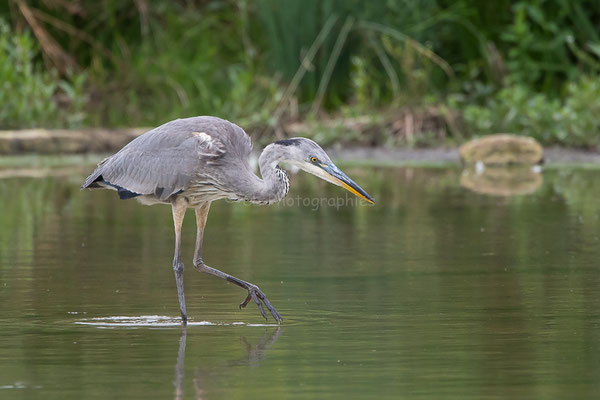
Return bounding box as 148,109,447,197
247,144,290,205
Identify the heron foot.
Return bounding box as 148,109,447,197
240,284,282,324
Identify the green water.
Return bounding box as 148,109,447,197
1,162,599,399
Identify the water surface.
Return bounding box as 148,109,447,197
0,161,599,399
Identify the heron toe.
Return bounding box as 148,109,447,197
240,284,282,324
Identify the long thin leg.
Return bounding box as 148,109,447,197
192,203,282,324
172,197,188,325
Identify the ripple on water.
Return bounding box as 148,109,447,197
73,315,279,328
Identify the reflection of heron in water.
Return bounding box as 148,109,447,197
174,330,187,400
174,327,281,399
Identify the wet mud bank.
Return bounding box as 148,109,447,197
1,128,599,166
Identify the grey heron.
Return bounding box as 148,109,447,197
82,116,374,325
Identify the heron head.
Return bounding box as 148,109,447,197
274,138,375,204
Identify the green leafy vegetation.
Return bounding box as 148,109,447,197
0,1,599,147
461,77,600,147
0,19,86,128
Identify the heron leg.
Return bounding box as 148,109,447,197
172,197,188,325
192,203,282,324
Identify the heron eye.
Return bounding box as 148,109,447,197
310,157,318,163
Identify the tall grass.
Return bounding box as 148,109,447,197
256,0,448,110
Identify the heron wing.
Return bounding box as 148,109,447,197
82,117,241,201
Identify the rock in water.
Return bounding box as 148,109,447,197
459,134,543,165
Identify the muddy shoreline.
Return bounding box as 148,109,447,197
331,146,600,165
1,128,599,165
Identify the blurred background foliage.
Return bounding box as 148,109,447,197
0,0,599,147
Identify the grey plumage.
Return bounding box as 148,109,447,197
83,117,249,202
82,116,298,207
81,116,374,324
